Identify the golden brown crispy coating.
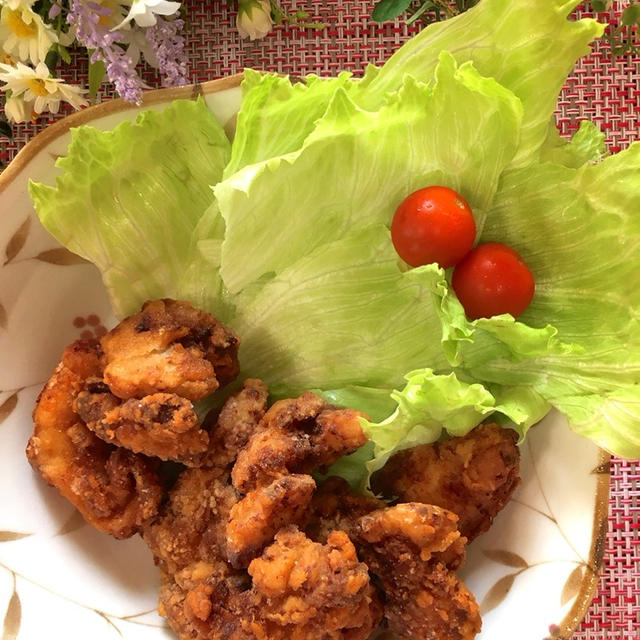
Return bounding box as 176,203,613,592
231,392,367,493
225,392,366,567
355,503,481,640
158,560,251,640
226,474,316,568
371,422,520,541
142,467,238,575
202,378,269,470
26,339,162,539
356,503,467,570
241,527,382,640
75,384,209,466
305,476,385,543
385,562,480,640
158,528,381,640
101,299,239,401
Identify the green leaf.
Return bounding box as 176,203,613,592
44,47,59,74
218,53,523,295
26,0,640,474
57,44,71,64
362,0,604,168
371,0,413,22
318,386,398,422
360,369,548,475
29,99,232,319
0,119,12,139
540,119,605,168
88,59,106,103
317,441,375,492
229,226,450,395
454,143,640,457
225,69,364,177
621,3,640,26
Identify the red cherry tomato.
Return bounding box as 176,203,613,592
451,242,535,319
390,186,476,268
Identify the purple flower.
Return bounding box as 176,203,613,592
145,16,188,88
67,0,143,104
48,2,62,19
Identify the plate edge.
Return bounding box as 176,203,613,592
556,448,611,638
0,74,245,196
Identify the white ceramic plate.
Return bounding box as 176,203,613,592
0,78,609,640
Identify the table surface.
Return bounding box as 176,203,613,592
1,1,639,638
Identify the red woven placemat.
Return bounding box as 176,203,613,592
1,2,639,638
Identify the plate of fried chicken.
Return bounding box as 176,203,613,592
0,80,607,640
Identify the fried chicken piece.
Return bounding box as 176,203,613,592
306,479,480,639
159,560,252,640
101,299,239,401
26,339,163,538
354,503,481,640
75,382,209,466
356,502,467,570
241,527,382,640
202,378,269,470
305,476,385,542
142,466,238,575
226,393,366,566
371,422,520,541
158,528,381,640
226,474,316,568
231,392,367,493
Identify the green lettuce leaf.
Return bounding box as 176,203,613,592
29,99,231,317
316,376,551,488
218,52,523,295
315,441,375,492
551,386,640,458
361,368,549,476
363,0,604,168
228,224,452,396
318,386,398,422
452,142,640,457
540,119,606,168
228,0,602,175
225,69,373,176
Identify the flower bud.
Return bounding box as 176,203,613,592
236,0,274,41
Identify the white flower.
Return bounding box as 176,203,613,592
236,0,273,41
0,3,57,65
121,25,157,67
114,0,181,30
4,93,32,122
1,1,34,10
0,61,88,120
